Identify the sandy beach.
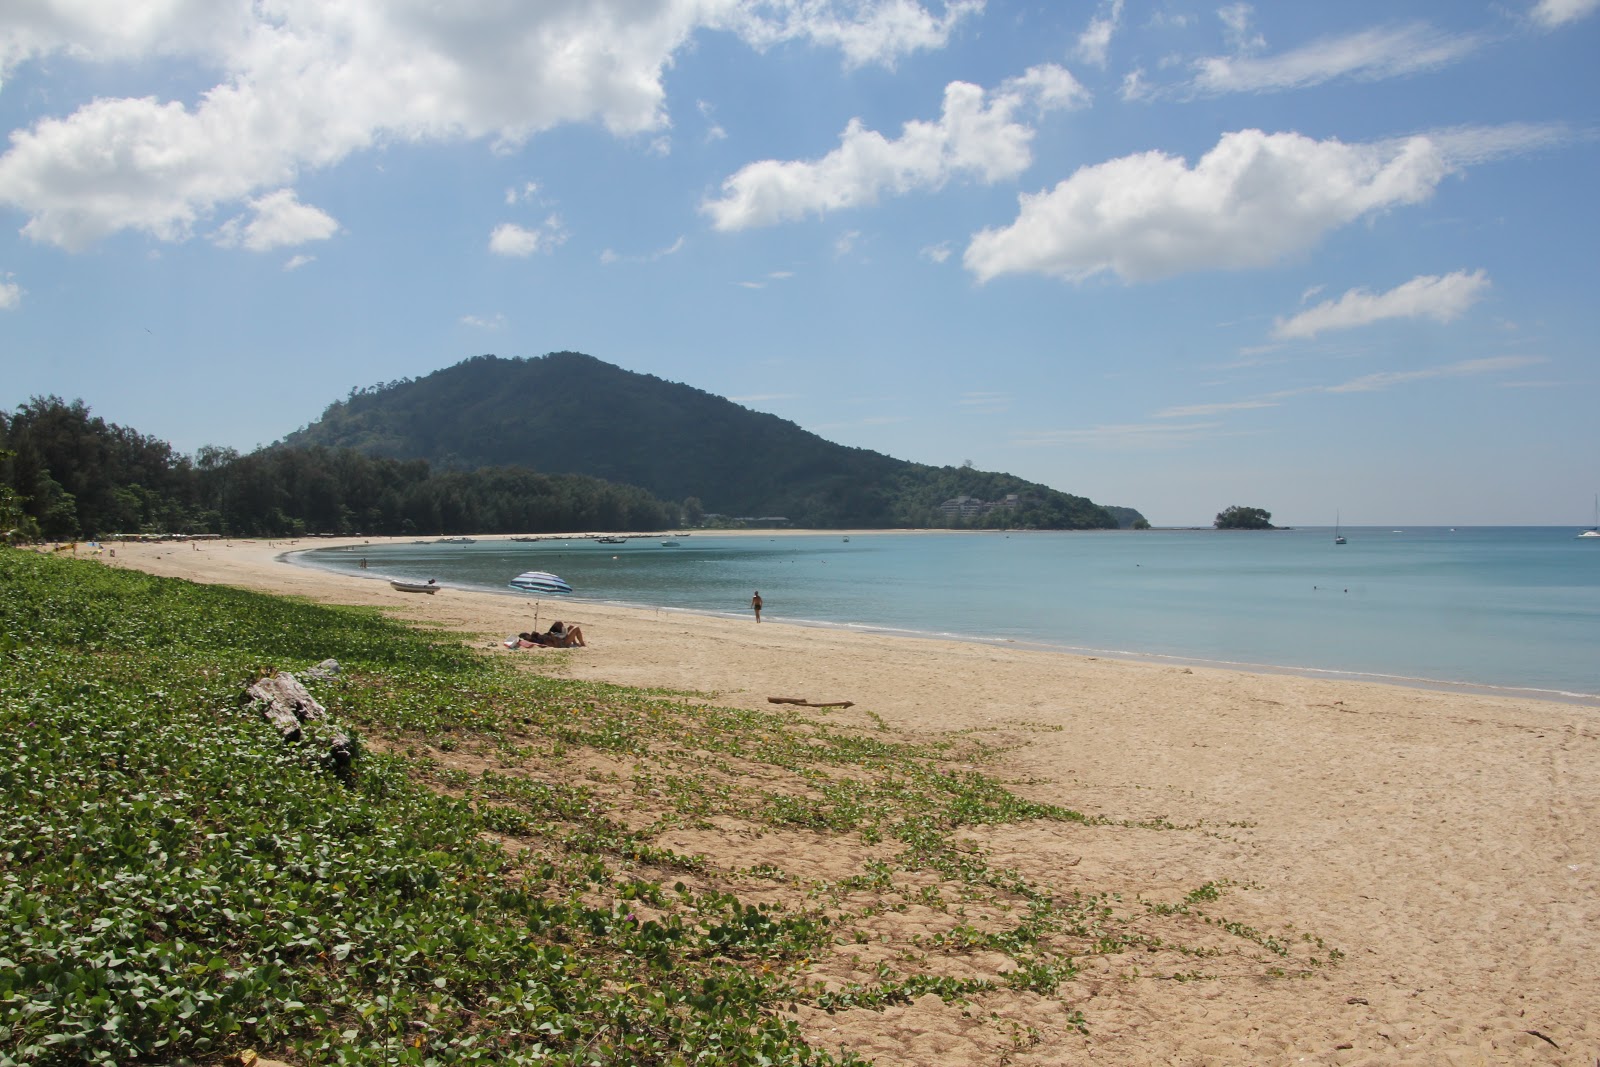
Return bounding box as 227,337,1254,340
94,535,1598,1066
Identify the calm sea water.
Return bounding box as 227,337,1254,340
300,528,1600,703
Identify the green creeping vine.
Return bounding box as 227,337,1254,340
0,550,1337,1065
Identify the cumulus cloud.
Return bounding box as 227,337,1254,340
1530,0,1600,26
214,189,338,251
703,64,1088,230
461,312,506,329
1075,0,1123,67
964,128,1500,285
489,217,566,257
1272,270,1491,340
283,254,315,271
1191,21,1484,95
0,0,979,250
0,277,20,309
727,0,985,69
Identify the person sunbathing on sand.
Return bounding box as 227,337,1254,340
518,621,587,648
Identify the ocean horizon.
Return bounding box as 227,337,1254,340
300,526,1600,707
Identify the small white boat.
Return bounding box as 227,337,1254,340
509,570,573,593
1334,512,1346,545
660,540,679,546
391,580,439,594
1580,494,1600,538
596,535,627,544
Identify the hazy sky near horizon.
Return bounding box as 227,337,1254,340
1,1,1596,526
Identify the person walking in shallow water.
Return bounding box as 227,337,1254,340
751,591,763,623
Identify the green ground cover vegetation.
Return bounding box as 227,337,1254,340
0,550,1333,1065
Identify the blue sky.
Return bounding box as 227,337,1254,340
1,1,1596,526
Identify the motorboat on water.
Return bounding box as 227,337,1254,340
596,535,627,544
508,570,573,594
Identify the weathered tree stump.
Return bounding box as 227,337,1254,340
243,664,352,765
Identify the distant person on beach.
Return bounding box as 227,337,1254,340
752,591,763,623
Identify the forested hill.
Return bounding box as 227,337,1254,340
284,352,1135,529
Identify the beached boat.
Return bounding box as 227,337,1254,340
391,580,439,594
508,570,573,594
435,537,475,544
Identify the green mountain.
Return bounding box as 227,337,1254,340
283,352,1141,530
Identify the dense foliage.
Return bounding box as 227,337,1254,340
1214,506,1275,530
1,399,679,539
284,353,1134,530
0,551,1337,1064
3,352,1143,539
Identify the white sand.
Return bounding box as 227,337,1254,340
95,535,1599,1065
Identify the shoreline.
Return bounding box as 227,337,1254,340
286,532,1600,709
88,534,1600,1064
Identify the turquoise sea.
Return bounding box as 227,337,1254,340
301,527,1600,704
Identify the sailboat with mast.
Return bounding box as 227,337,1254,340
1334,512,1346,545
1580,495,1600,539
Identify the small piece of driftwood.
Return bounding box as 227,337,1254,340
768,696,855,709
243,667,352,765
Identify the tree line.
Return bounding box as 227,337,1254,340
2,395,1131,541
1,397,680,540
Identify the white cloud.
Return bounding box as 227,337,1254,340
960,390,1010,413
1014,421,1234,449
1217,3,1264,53
703,65,1087,230
1531,0,1600,27
1324,355,1544,393
0,278,20,309
600,235,685,264
283,254,315,271
726,0,986,70
921,241,952,263
1153,398,1280,418
1272,270,1491,340
504,182,540,205
1160,356,1548,426
1192,22,1483,95
835,230,861,256
1075,0,1123,68
460,312,506,329
0,1,980,250
488,216,566,257
965,128,1463,285
214,188,338,251
735,270,796,289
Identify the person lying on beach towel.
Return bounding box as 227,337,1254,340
516,621,587,648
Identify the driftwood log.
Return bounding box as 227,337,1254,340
243,661,352,765
767,696,855,709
